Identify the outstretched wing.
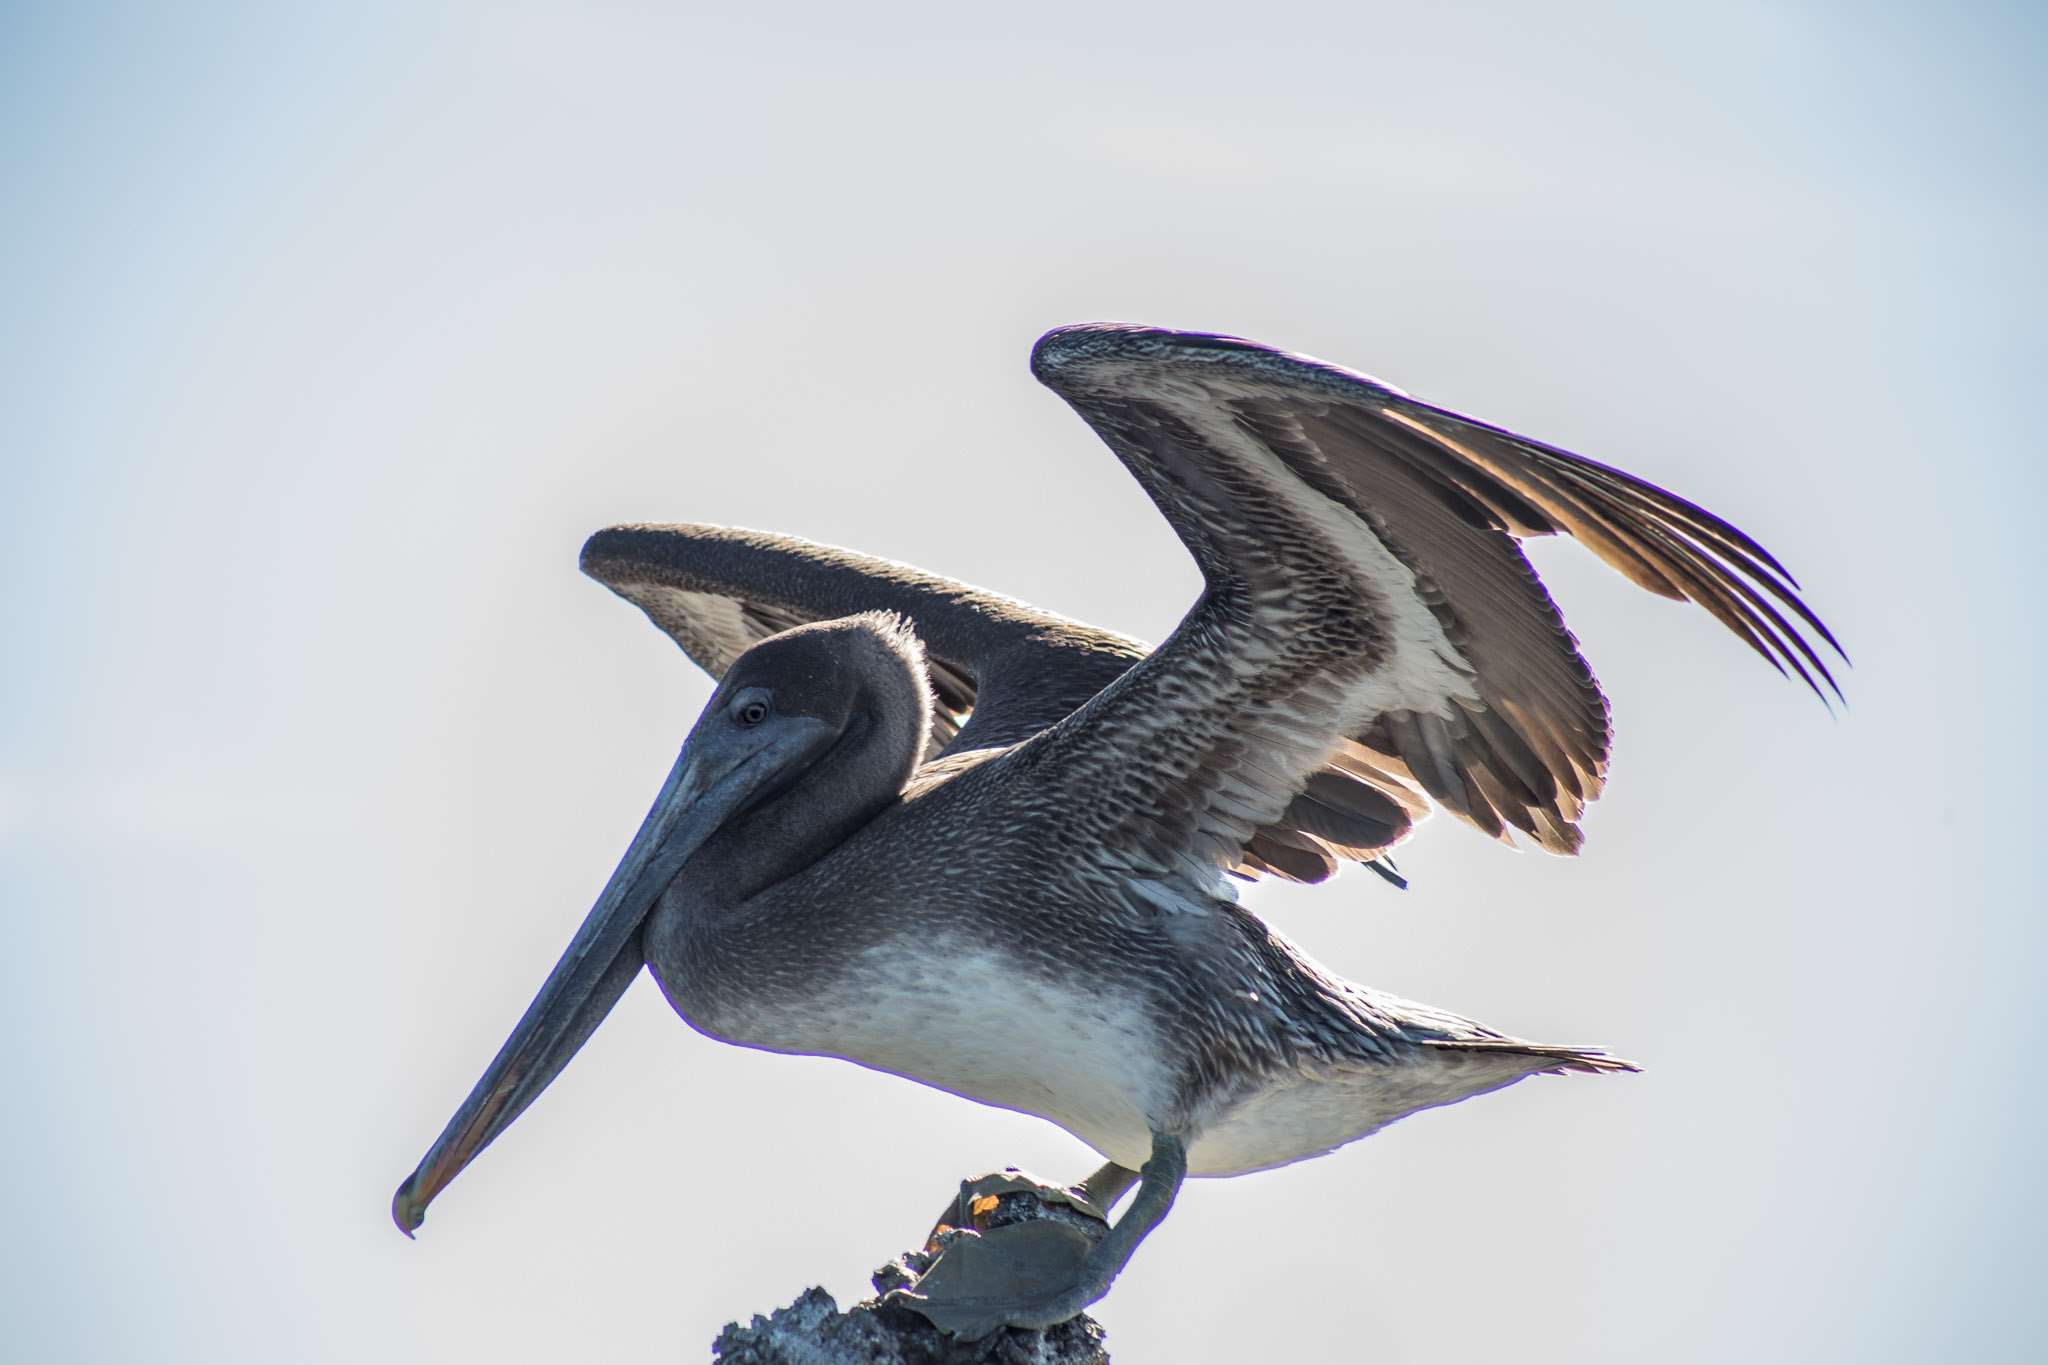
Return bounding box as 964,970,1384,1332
578,523,1425,882
1011,323,1840,880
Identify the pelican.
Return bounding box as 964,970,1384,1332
393,324,1840,1337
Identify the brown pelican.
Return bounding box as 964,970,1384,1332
392,324,1840,1337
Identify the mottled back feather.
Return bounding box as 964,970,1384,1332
579,523,1423,881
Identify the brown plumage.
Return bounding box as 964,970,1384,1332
583,325,1838,877
395,323,1841,1340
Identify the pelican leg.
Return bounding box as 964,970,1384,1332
1074,1159,1139,1213
889,1133,1186,1339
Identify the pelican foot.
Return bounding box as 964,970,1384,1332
883,1218,1105,1339
888,1133,1186,1340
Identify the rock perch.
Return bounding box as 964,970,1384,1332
711,1173,1115,1364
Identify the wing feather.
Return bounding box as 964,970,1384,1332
578,522,1422,881
1003,324,1840,876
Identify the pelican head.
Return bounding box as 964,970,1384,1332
392,612,931,1234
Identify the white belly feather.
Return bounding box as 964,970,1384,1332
689,926,1560,1179
1187,1051,1558,1176
740,938,1173,1171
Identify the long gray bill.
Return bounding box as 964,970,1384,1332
391,735,781,1235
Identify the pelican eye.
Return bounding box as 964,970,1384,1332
729,689,773,728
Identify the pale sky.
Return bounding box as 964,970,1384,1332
5,4,2043,1363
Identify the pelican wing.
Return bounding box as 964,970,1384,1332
1017,324,1840,875
579,523,1423,881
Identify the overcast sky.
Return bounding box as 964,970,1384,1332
5,4,2042,1363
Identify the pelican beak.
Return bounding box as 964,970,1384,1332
391,718,826,1236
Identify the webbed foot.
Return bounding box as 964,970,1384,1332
882,1217,1105,1338
890,1134,1186,1338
